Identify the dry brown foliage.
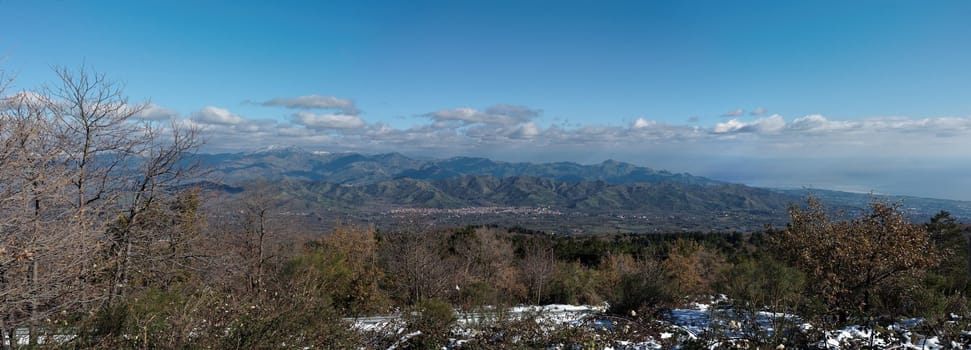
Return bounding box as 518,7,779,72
774,197,941,321
662,239,728,299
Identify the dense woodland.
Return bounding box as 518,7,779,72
2,67,971,348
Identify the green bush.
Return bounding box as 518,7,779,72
457,280,499,310
76,286,360,349
76,288,191,348
718,257,804,309
547,261,602,305
607,260,672,315
404,298,457,349
284,226,390,317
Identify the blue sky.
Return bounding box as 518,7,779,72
3,1,971,200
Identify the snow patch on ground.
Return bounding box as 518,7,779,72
352,300,969,349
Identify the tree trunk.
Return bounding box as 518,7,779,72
0,298,8,350
7,327,15,349
28,191,40,346
257,213,265,297
111,237,134,305
28,259,38,346
109,241,124,307
966,233,971,279
123,239,133,294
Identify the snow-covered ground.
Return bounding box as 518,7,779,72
349,303,605,332
351,298,971,349
1,328,76,347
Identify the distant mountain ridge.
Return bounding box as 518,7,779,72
190,148,971,223
191,148,718,186
279,175,788,213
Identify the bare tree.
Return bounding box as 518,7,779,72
0,65,203,345
0,89,86,346
224,180,283,299
520,238,556,305
381,231,454,305
39,65,203,306
47,65,145,229
104,120,203,304
450,227,525,305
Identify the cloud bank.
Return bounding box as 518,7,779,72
257,95,358,115
135,103,179,120
292,111,366,130
721,108,745,117
179,102,971,160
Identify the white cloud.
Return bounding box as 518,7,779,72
713,115,785,134
1,90,48,107
788,114,828,130
509,122,540,139
632,117,656,129
753,114,786,133
292,111,366,129
787,114,857,132
192,106,246,125
485,104,542,119
427,104,540,126
713,119,746,133
750,107,767,116
135,103,178,121
259,95,358,114
721,108,745,117
429,108,518,125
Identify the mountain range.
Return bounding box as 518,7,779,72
190,147,971,230
193,146,718,186
275,175,789,213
